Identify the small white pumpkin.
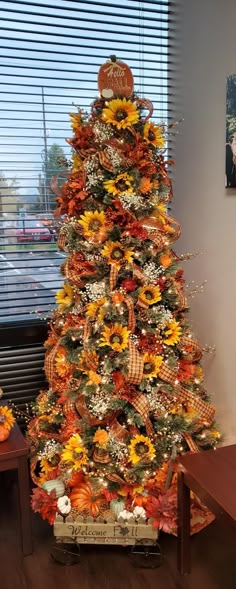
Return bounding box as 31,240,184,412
133,505,146,520
117,509,133,522
57,495,71,515
42,478,65,498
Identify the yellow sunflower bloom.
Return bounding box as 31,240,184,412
61,434,88,471
129,434,156,465
78,210,109,243
0,406,15,431
101,241,134,269
163,319,182,346
55,283,74,308
143,353,163,379
102,98,139,129
70,112,83,132
71,152,83,171
138,285,161,306
99,323,130,352
86,297,107,321
143,121,165,148
40,455,60,474
93,429,109,447
104,173,134,197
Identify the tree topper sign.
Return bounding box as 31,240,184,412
98,56,134,99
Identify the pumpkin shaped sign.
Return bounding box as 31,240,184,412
98,56,134,99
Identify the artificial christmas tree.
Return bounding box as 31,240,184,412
28,58,220,545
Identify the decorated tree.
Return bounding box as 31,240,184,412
28,59,220,536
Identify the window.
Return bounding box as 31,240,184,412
0,0,173,325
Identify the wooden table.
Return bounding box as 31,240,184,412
177,444,236,574
0,422,33,556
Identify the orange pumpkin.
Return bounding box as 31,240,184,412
98,58,134,98
70,481,105,518
0,426,10,442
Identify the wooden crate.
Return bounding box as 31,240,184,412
54,514,157,546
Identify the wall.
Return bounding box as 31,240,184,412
172,0,236,443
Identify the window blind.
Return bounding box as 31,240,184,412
0,0,174,326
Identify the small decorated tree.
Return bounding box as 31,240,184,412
28,58,220,541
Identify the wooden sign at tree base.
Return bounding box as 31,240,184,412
54,514,158,546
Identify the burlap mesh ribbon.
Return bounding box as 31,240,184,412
158,363,215,426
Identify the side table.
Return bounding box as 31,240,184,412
177,444,236,575
0,422,33,556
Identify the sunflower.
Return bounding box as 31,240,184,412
86,297,107,320
40,455,60,474
163,319,182,346
101,241,134,269
129,434,156,465
71,152,83,172
143,122,165,148
0,406,15,431
61,434,88,471
99,323,130,352
104,173,134,197
102,97,139,130
78,210,110,243
142,353,163,379
70,112,83,132
93,429,109,447
138,285,161,306
56,283,74,308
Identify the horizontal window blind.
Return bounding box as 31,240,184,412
0,0,174,325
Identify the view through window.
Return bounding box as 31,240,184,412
0,0,172,324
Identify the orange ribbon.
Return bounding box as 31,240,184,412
158,363,215,427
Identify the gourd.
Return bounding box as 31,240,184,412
0,426,10,442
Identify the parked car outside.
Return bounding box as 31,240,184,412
37,213,59,241
16,218,52,243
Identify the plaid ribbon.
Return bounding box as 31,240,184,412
64,257,84,287
130,392,154,437
135,97,154,122
124,294,136,332
164,213,181,242
44,339,61,384
50,170,70,197
64,254,96,287
98,150,114,172
133,263,145,284
57,229,67,251
110,264,118,291
107,472,126,484
127,341,143,385
109,417,128,441
159,363,215,426
83,318,92,348
63,399,80,423
183,432,199,453
178,335,202,362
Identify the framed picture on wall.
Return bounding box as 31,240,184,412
226,74,236,188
